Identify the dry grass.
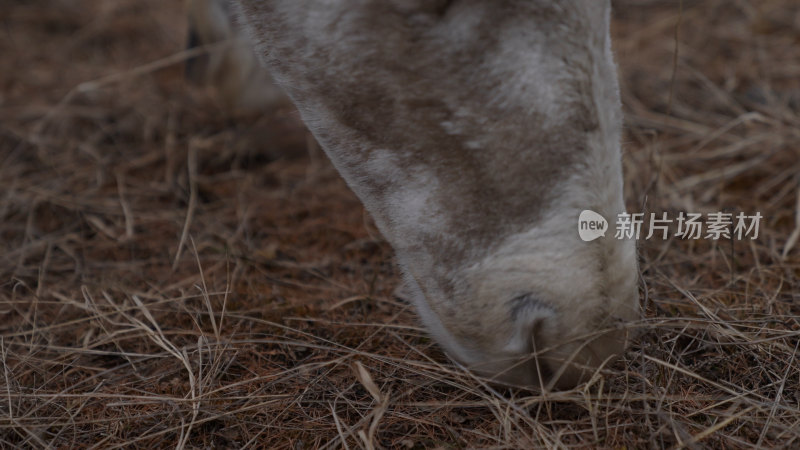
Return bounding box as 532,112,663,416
2,0,800,448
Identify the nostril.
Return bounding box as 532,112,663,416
506,292,557,353
509,293,551,322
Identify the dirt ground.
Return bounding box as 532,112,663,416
2,0,800,448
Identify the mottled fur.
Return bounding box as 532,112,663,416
190,0,640,389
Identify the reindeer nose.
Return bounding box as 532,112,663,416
539,326,629,389
473,325,628,390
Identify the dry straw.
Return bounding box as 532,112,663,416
1,0,799,448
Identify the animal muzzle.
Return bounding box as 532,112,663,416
472,325,629,390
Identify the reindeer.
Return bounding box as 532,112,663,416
185,0,640,389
